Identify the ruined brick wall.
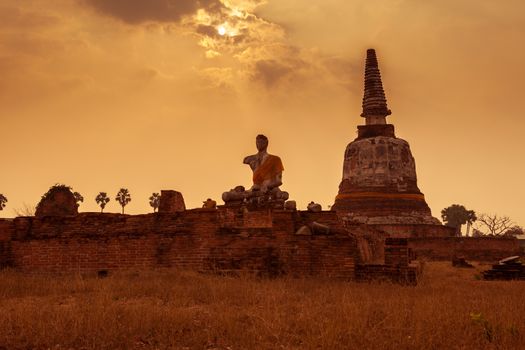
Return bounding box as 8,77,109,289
343,223,454,263
409,237,520,262
0,219,13,241
0,210,357,278
369,224,455,238
0,220,13,268
3,212,515,275
355,238,418,285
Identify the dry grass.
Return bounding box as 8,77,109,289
0,262,524,349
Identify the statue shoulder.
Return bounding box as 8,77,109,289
267,154,281,161
266,154,283,164
243,154,257,164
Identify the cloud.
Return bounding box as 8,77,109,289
196,24,217,36
78,0,355,92
83,0,224,24
0,5,59,29
251,59,291,87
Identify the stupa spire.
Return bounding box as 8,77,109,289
361,49,391,125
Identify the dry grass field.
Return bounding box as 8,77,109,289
0,262,524,349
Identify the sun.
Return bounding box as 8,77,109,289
217,25,226,36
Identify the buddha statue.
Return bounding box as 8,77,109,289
243,134,284,192
222,134,289,207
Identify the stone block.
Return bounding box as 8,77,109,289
158,190,185,213
284,200,297,211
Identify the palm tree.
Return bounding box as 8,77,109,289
441,204,477,236
95,192,110,213
149,193,160,213
115,188,131,214
465,210,477,236
0,194,7,211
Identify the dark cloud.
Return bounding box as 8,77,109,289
251,59,293,88
83,0,224,24
196,24,219,37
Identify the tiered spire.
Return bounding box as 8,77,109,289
361,49,391,120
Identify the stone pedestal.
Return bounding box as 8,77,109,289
158,190,185,213
222,186,288,210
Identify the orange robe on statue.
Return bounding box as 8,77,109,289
252,155,284,186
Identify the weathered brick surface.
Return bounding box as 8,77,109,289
384,238,410,267
357,124,395,139
0,210,357,278
345,223,455,239
356,238,418,285
0,242,13,268
369,224,455,238
333,136,439,225
0,219,14,242
2,212,517,276
409,237,520,262
158,190,185,213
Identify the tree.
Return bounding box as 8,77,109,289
465,210,477,236
503,226,524,237
13,203,36,216
149,193,160,213
73,192,84,206
441,204,477,236
95,192,110,213
476,213,516,236
471,228,484,237
115,188,131,214
35,184,79,217
0,194,7,211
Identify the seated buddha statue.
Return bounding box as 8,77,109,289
222,134,289,206
243,134,284,192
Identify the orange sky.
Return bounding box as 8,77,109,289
1,0,524,229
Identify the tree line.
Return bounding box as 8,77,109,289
0,188,161,215
441,204,523,237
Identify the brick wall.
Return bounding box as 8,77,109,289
355,238,418,285
0,210,357,278
3,212,516,276
0,219,13,242
0,219,13,268
369,224,455,238
409,237,520,261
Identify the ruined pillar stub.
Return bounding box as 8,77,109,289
158,190,186,213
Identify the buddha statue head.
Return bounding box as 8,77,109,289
256,134,268,152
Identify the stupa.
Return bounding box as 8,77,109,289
333,49,439,225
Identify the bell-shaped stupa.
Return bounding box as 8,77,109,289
333,49,439,225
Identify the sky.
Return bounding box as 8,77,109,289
1,0,524,228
